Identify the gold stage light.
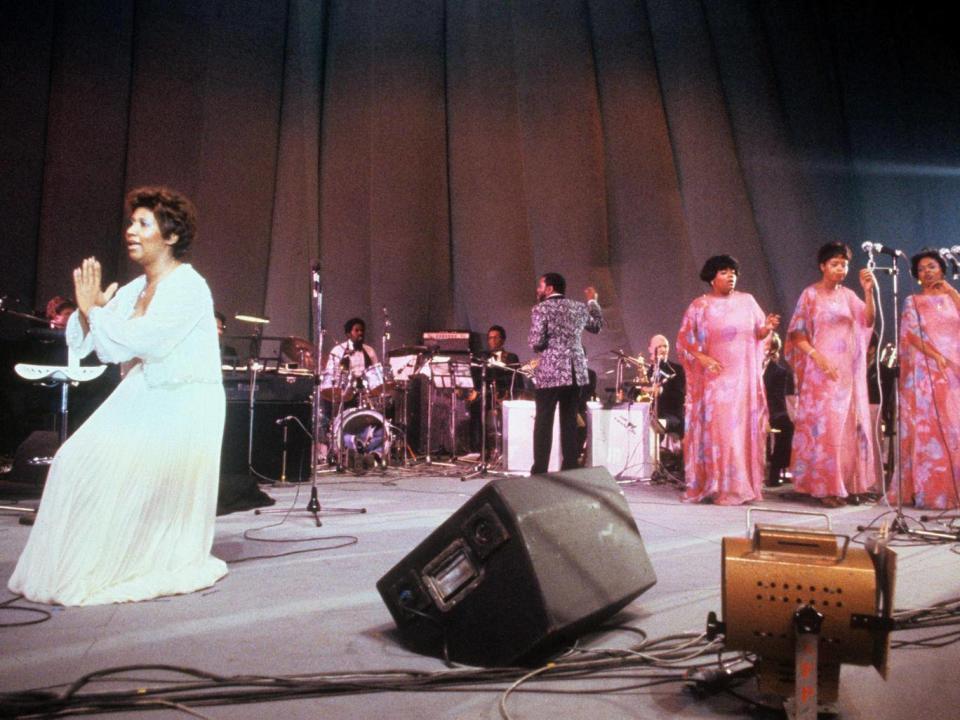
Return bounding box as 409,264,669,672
708,511,896,717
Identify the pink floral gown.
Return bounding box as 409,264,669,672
892,294,960,509
786,285,875,498
677,292,768,504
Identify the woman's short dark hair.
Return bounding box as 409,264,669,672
540,272,566,295
344,317,365,335
699,255,739,283
910,248,946,279
125,186,196,259
816,241,852,266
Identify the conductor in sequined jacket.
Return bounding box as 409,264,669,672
528,272,603,474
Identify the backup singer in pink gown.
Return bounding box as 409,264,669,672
786,242,876,507
677,255,780,505
893,250,960,509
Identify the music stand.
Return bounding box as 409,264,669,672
461,357,512,481
4,351,106,520
420,356,473,464
388,351,424,465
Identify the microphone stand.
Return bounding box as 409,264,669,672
648,357,683,487
264,264,365,526
864,250,917,539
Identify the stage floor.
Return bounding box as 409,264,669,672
2,468,959,719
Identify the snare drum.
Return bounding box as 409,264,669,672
333,407,387,455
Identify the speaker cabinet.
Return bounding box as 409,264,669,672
376,467,657,666
221,400,312,479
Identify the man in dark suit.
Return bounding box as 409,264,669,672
528,272,602,473
763,332,795,486
469,325,521,453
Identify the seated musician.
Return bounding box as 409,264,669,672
469,325,521,453
646,334,685,436
323,317,383,458
45,296,77,329
324,317,379,397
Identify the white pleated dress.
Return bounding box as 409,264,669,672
7,264,228,606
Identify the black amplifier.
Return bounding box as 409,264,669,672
223,370,313,404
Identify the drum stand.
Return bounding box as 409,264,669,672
384,349,427,466
423,358,470,467
647,362,684,487
462,360,509,481
387,378,414,466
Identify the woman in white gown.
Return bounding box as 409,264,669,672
8,187,227,606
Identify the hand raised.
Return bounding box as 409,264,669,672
72,257,117,315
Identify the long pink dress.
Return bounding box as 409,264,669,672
786,285,875,498
893,294,960,509
677,292,768,504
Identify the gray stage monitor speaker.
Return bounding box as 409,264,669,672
376,466,657,666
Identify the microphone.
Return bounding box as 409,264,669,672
275,415,297,426
862,242,905,258
939,248,960,279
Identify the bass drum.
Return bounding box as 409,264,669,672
333,407,388,456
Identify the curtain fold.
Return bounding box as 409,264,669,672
3,1,958,355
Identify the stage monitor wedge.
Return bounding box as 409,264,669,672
376,467,657,667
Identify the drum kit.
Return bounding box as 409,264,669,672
224,318,406,476
229,262,550,484
318,355,397,471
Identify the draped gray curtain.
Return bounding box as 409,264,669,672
3,1,959,363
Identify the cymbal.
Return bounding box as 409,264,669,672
387,344,429,357
320,386,355,403
280,336,316,370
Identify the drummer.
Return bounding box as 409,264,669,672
325,317,379,392
322,317,384,460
